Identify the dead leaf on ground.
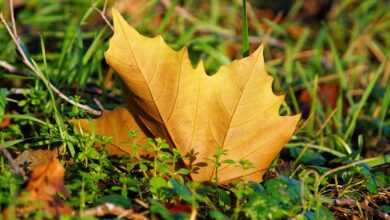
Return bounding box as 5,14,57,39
15,149,58,171
167,203,192,214
98,9,300,184
298,83,348,119
0,117,11,129
3,157,72,219
73,108,149,157
287,25,306,39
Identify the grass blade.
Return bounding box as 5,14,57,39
344,64,384,140
241,0,249,57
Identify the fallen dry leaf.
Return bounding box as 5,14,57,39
3,157,72,218
15,149,58,170
23,158,71,214
167,203,192,214
298,83,349,119
73,108,149,156
99,9,300,184
287,25,306,39
0,117,11,129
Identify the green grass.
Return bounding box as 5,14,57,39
0,0,389,219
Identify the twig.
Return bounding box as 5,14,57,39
361,200,390,220
0,60,20,73
9,88,30,94
9,0,17,36
80,203,148,220
333,198,355,206
332,198,390,220
102,0,108,15
134,198,149,208
0,7,101,116
93,7,113,31
93,98,105,111
92,0,113,31
0,147,26,179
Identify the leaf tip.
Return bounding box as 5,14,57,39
289,113,302,130
248,44,265,68
252,44,264,57
111,8,127,31
111,8,121,22
294,112,302,124
258,44,265,53
196,60,205,71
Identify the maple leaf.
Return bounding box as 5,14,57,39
77,9,300,184
73,108,149,156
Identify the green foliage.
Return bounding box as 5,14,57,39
0,89,7,122
0,159,22,209
244,177,302,219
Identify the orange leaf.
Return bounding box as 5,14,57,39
0,117,11,129
3,157,72,218
15,149,58,170
88,9,300,184
73,108,149,157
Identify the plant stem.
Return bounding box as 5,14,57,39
241,0,250,57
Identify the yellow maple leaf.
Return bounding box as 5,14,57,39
73,108,149,157
77,9,300,184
